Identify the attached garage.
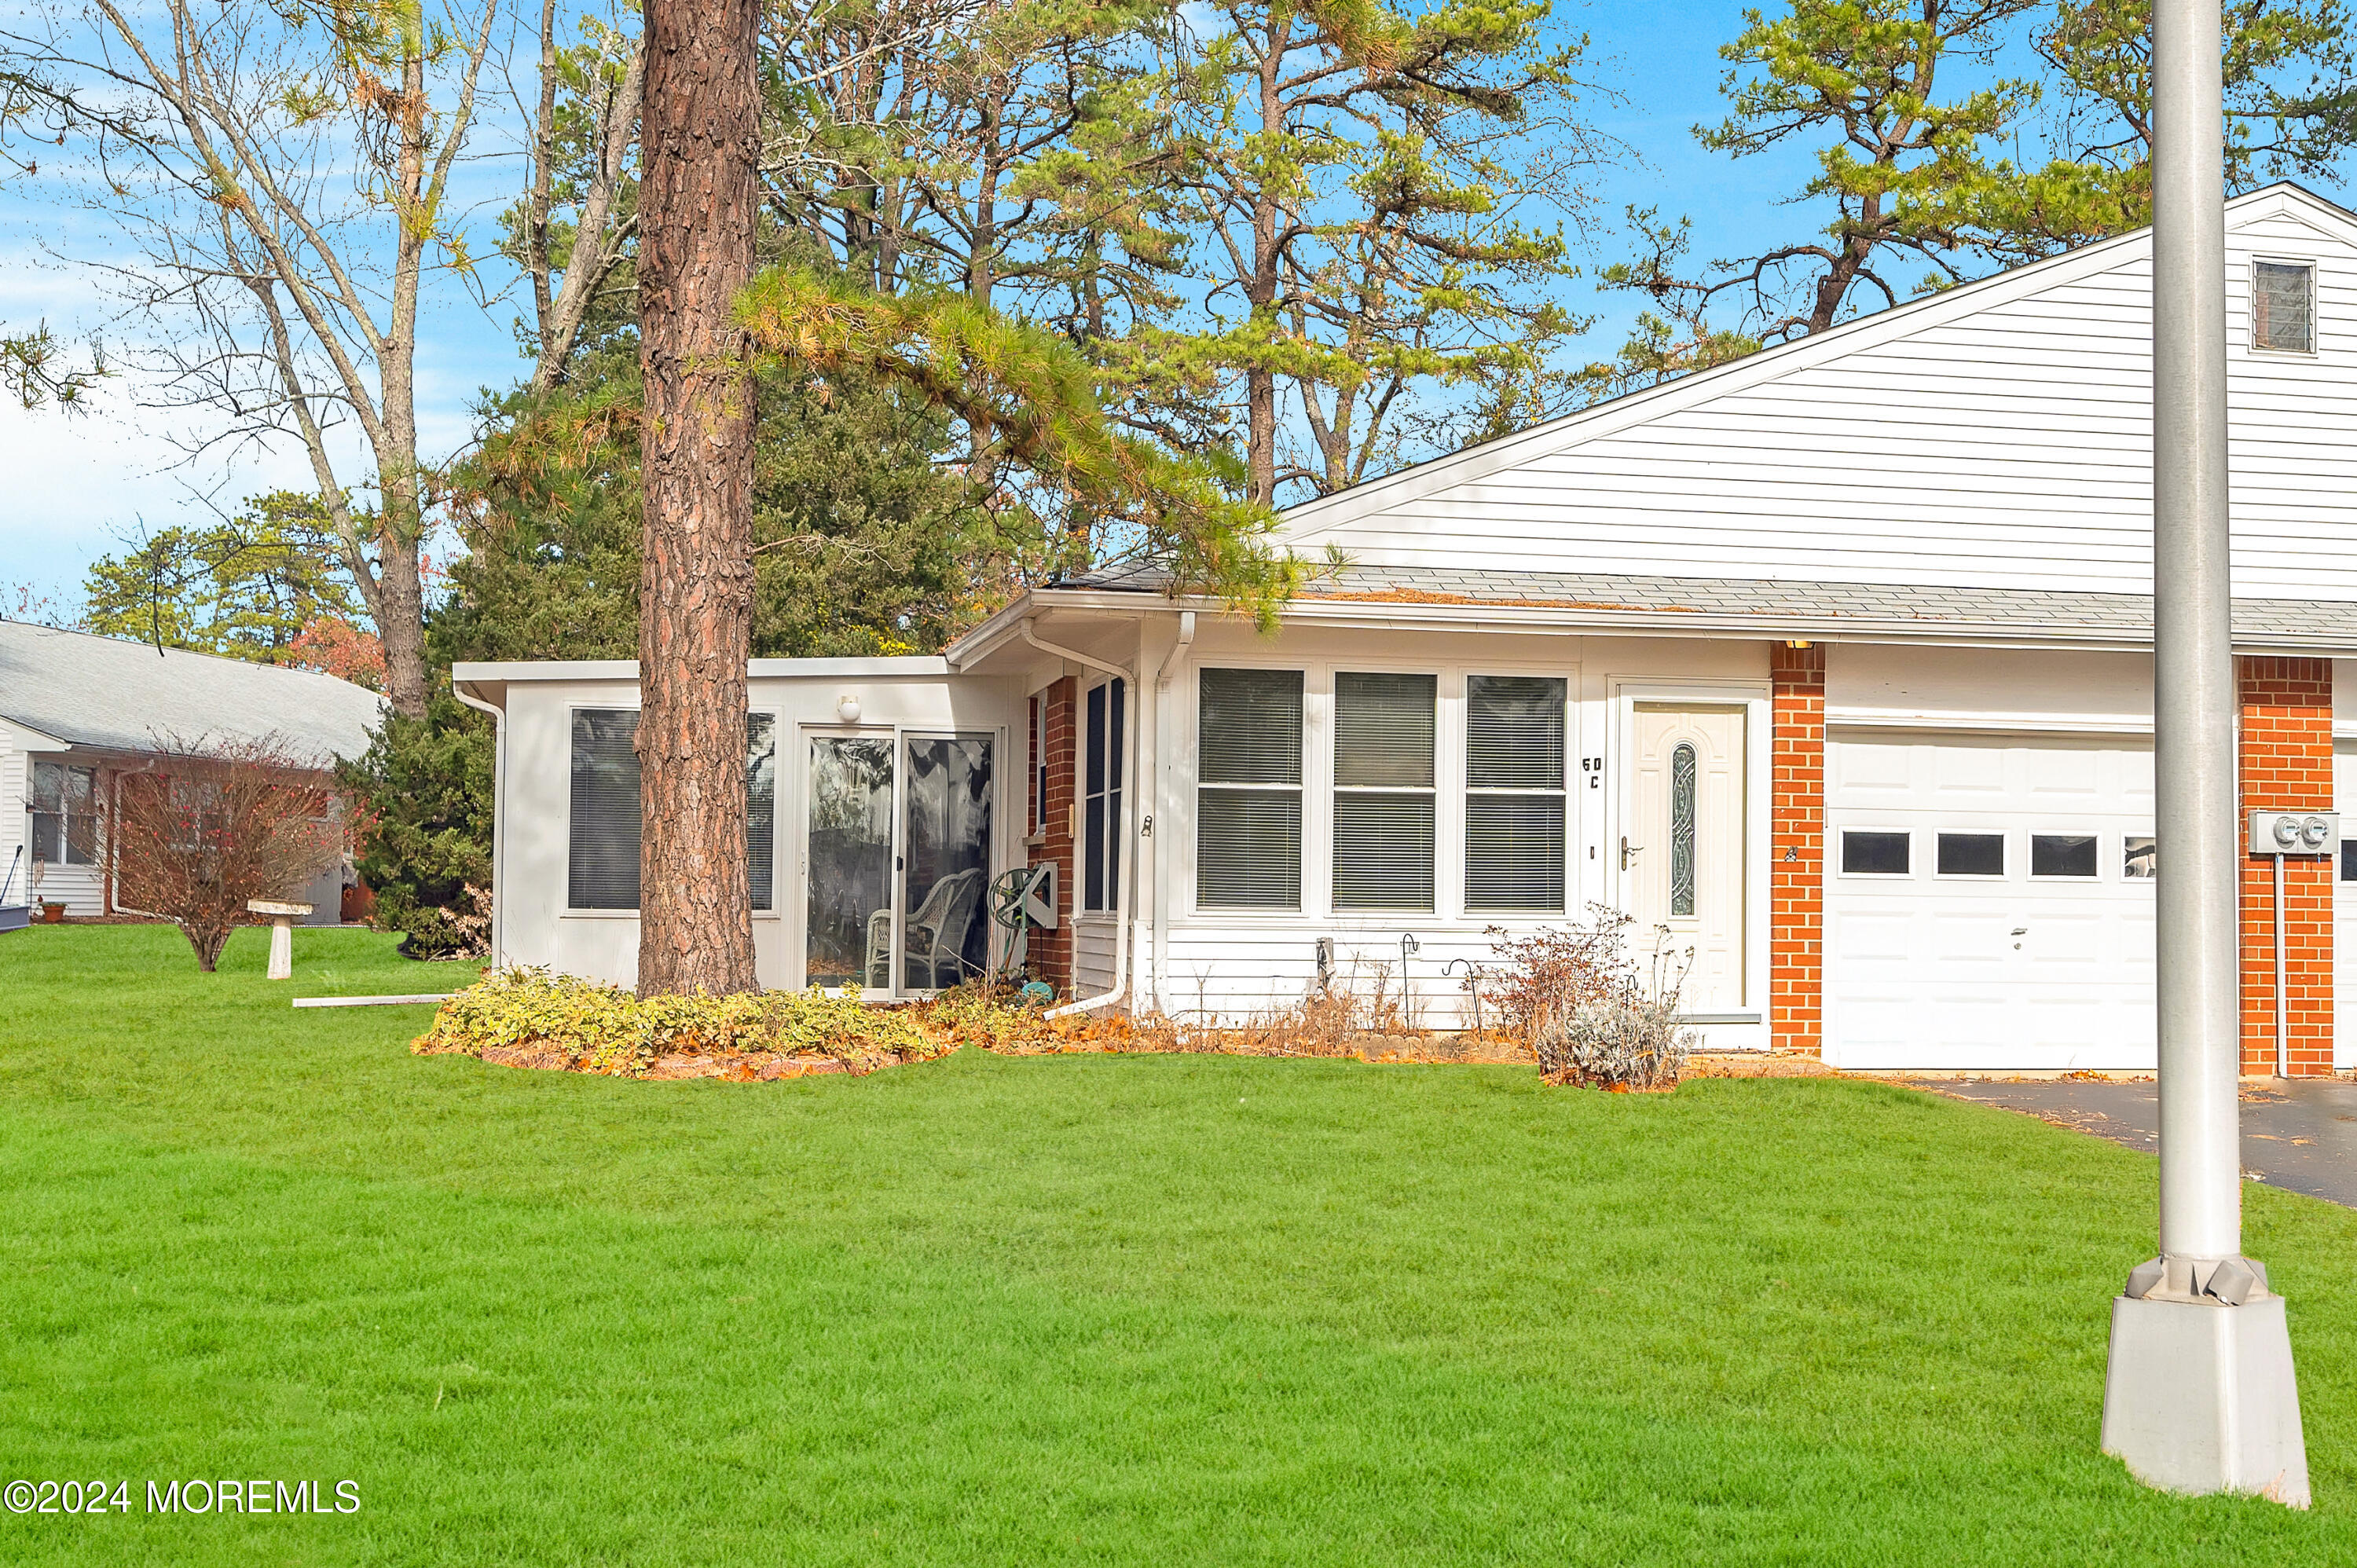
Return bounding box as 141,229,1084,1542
1824,731,2158,1071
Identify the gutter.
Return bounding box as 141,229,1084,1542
1148,611,1195,1014
1015,620,1138,1019
450,680,508,969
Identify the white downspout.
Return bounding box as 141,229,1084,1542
1019,619,1138,1018
451,683,508,969
1153,610,1196,1013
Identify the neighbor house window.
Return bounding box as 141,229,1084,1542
2343,839,2357,882
29,762,98,866
567,709,776,911
1197,669,1302,908
1937,832,2006,877
2254,260,2315,353
2030,833,2098,878
1332,672,1435,910
1083,678,1126,912
1464,675,1567,910
1841,830,1910,875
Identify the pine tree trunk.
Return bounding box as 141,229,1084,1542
635,0,761,997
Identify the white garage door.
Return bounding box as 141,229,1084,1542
1825,732,2157,1072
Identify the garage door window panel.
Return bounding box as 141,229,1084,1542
2030,833,2099,880
1840,830,1912,876
2126,836,2157,879
1937,832,2007,878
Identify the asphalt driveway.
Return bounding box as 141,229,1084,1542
1934,1078,2357,1208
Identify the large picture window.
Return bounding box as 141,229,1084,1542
1332,672,1435,910
1464,675,1567,910
1196,669,1303,908
568,709,776,911
29,761,99,866
1083,678,1126,911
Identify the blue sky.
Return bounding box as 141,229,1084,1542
0,2,2339,609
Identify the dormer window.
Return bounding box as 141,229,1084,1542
2253,259,2315,353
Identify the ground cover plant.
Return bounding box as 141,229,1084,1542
5,923,2357,1564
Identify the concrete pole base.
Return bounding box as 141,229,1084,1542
2101,1274,2309,1506
267,918,294,981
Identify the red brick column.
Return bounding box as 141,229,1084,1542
1770,643,1827,1056
2237,657,2334,1076
1028,678,1080,991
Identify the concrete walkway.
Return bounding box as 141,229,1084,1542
1932,1078,2357,1209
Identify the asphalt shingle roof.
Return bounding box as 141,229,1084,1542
1054,562,2357,646
0,620,386,764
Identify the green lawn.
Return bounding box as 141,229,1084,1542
3,925,2355,1564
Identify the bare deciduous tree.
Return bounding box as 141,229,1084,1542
20,0,501,719
512,0,641,388
112,734,343,972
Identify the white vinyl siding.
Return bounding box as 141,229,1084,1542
1275,189,2357,603
1196,669,1303,909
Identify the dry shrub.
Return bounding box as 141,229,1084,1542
1487,906,1694,1090
112,732,344,972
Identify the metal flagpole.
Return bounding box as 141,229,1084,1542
2098,0,2308,1504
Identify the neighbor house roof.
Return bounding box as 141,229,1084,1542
0,620,385,765
954,562,2357,655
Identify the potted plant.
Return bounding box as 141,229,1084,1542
41,901,66,924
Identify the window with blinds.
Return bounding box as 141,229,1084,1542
2254,260,2315,353
1196,668,1302,908
1464,675,1566,910
567,709,777,911
1333,672,1435,910
1083,678,1126,910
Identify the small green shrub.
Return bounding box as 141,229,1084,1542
414,967,939,1075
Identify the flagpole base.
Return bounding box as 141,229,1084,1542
2101,1267,2309,1507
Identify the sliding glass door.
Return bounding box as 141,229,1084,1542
805,731,995,995
805,736,896,990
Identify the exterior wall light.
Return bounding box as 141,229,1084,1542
837,694,861,724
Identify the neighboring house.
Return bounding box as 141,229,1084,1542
0,621,386,920
457,181,2357,1076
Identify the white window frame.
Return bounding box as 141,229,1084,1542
1462,672,1572,913
1331,668,1441,913
1080,674,1126,916
561,702,783,919
2026,828,2104,881
30,760,100,868
1192,663,1310,915
1932,828,2011,881
1835,826,1915,879
2249,255,2319,357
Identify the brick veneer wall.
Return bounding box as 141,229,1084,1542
2237,656,2335,1076
1028,678,1079,991
1770,642,1827,1056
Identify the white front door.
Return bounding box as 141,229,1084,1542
1628,705,1747,1011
